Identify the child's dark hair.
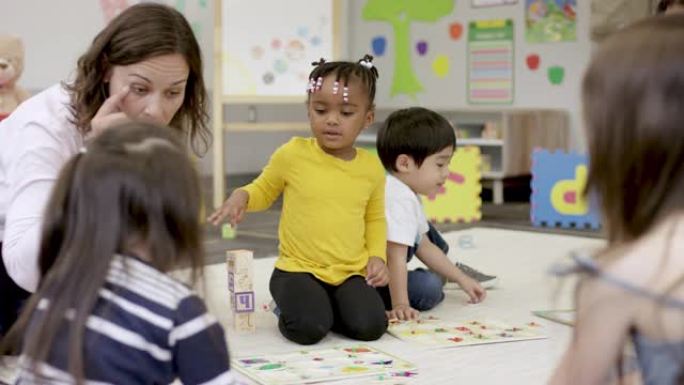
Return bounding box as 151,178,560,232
0,122,203,382
657,0,684,13
377,107,456,172
308,54,379,106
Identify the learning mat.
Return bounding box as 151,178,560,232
231,345,416,385
388,318,546,348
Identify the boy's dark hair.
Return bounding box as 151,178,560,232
308,54,379,106
0,122,204,383
376,107,456,172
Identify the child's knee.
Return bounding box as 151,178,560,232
410,272,445,311
343,312,388,341
278,314,332,345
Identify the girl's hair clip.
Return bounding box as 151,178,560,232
358,54,374,69
332,81,340,95
315,76,323,91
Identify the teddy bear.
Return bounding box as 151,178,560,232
0,35,29,119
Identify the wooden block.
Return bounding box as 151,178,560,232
234,313,256,333
226,249,255,332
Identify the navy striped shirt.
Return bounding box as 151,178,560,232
16,255,234,385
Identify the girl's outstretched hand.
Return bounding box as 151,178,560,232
365,256,389,287
208,189,249,226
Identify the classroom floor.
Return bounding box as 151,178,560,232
202,174,602,264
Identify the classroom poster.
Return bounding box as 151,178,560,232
467,19,514,105
525,0,577,43
232,345,416,385
472,0,518,7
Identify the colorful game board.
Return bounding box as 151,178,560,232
388,318,546,348
231,345,417,385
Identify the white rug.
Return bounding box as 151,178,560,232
201,227,605,385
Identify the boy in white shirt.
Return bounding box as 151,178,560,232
376,107,493,321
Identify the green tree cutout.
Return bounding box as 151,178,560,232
363,0,454,98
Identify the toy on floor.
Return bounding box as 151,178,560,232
0,36,29,121
422,146,482,223
222,223,237,239
388,317,546,347
227,249,255,332
530,149,601,229
231,345,416,385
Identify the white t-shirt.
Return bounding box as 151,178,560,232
385,173,429,248
0,84,83,292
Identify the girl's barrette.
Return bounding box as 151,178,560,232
359,54,374,69
332,81,340,95
315,76,323,92
311,58,326,67
359,60,373,69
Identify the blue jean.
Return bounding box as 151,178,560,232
377,224,447,311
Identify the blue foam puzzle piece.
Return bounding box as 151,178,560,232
530,149,601,229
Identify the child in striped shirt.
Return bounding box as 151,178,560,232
1,123,234,384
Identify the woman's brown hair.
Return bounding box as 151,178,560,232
583,14,684,244
0,122,204,382
65,3,210,154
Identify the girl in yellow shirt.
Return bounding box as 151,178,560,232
210,55,389,345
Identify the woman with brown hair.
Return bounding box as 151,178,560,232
550,14,684,385
0,3,209,335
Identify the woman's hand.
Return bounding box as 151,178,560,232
88,86,131,141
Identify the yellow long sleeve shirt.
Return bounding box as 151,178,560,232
241,137,387,285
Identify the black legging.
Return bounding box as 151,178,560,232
269,268,387,345
0,243,31,336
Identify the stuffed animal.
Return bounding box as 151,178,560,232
0,36,29,119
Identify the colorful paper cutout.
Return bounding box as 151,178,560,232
530,149,601,229
525,0,577,43
263,72,275,85
526,54,540,70
274,59,288,74
372,36,387,56
449,22,464,40
432,54,450,78
548,65,565,85
416,40,428,56
468,19,514,104
232,345,416,385
363,0,455,98
422,147,482,223
388,318,546,347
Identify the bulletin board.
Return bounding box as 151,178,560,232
217,0,342,103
